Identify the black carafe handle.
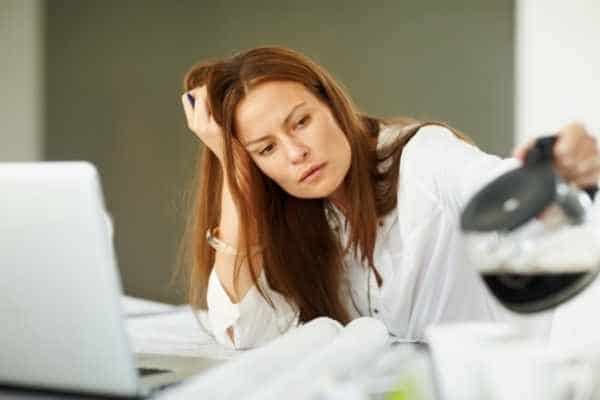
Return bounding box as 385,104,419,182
525,134,597,201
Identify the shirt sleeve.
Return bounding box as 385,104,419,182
399,125,560,338
403,125,600,336
204,267,299,349
405,124,600,221
403,124,521,214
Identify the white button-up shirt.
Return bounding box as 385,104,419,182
202,124,595,349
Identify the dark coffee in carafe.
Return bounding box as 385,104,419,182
481,269,597,313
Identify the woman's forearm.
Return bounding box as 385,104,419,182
212,175,261,303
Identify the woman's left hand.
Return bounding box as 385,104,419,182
513,122,600,189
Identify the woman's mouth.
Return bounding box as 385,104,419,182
299,162,327,183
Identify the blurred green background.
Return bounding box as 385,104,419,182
2,0,514,304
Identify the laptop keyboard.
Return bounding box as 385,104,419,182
137,367,173,377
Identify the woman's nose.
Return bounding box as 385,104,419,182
285,140,310,164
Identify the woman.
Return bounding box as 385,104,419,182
179,46,600,349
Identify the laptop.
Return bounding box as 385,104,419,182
0,161,222,397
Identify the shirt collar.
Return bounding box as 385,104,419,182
325,124,402,239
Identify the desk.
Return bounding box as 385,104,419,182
0,352,227,400
0,344,437,400
0,386,109,400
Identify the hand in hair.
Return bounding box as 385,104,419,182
181,85,226,163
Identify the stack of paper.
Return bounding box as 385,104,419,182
123,296,429,398
155,317,342,399
156,317,392,400
123,296,238,360
247,317,390,400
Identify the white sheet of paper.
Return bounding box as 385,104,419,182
125,302,238,360
247,317,390,400
156,317,343,400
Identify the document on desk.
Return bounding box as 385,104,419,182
124,297,238,360
156,317,391,400
246,317,390,400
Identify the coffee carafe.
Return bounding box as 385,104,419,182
460,135,600,313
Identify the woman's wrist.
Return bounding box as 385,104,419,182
207,226,262,256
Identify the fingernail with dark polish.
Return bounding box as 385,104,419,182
187,93,195,108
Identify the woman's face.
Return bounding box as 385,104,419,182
235,81,351,200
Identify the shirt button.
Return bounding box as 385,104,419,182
373,308,379,314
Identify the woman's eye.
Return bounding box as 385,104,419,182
259,144,274,156
295,115,310,130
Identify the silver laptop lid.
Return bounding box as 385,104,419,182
0,162,140,397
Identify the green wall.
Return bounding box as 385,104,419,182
45,0,514,303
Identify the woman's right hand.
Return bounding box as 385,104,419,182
181,86,226,163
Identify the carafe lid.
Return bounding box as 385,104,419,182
461,137,558,232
